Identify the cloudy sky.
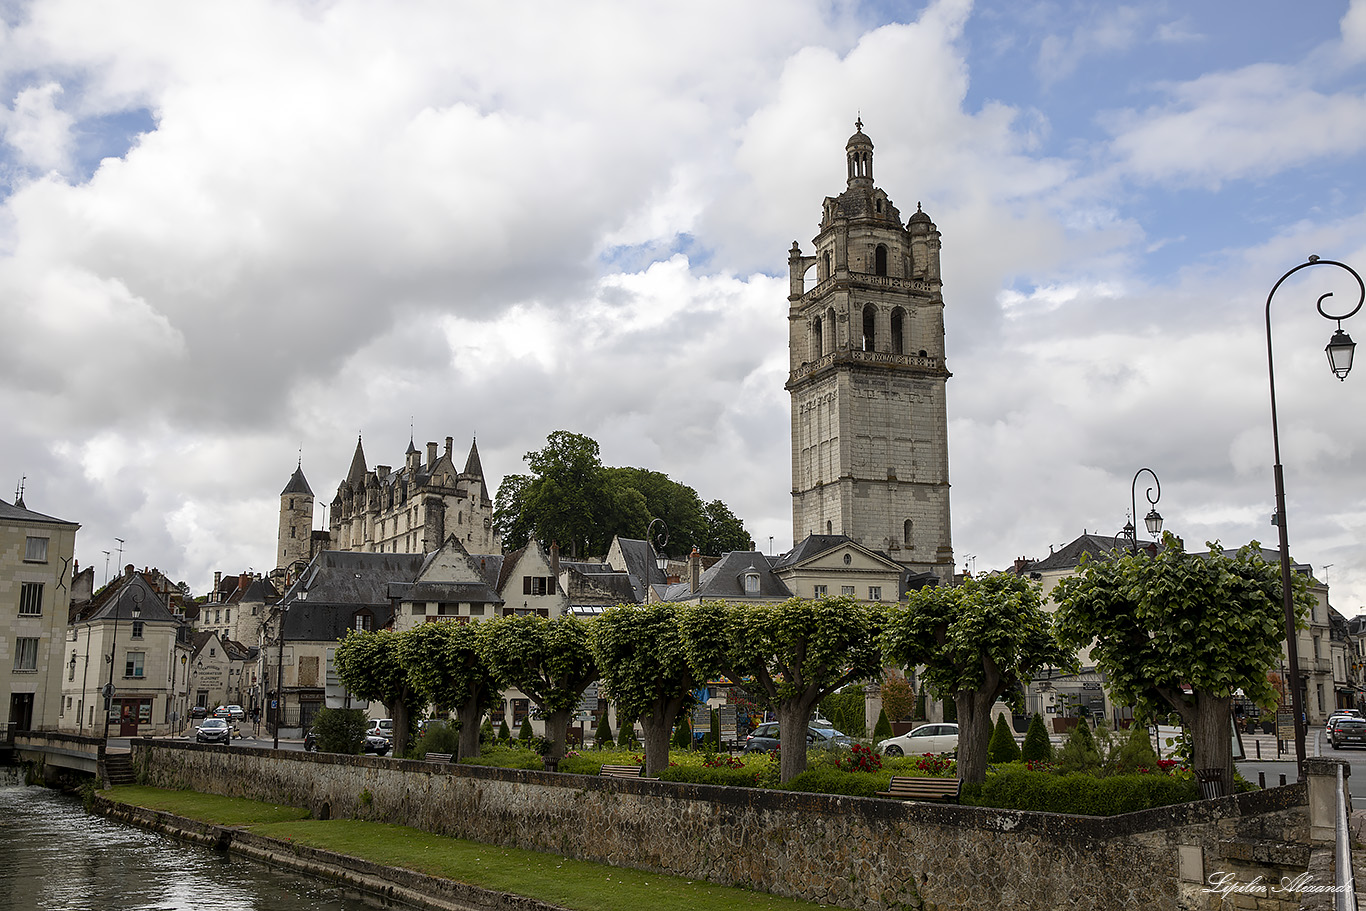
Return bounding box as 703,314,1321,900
3,0,1365,613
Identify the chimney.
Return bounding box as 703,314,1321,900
407,448,420,473
124,563,135,578
213,572,222,600
550,542,560,576
376,465,390,480
690,547,701,594
1013,557,1034,576
445,436,453,459
427,442,438,467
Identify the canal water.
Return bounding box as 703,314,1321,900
0,785,383,911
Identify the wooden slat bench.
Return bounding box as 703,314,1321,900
426,752,453,764
599,764,644,779
876,776,960,802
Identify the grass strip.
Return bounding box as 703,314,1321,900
105,787,844,911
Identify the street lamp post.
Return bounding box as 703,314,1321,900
273,605,289,750
1264,256,1361,775
1118,468,1163,556
646,518,668,597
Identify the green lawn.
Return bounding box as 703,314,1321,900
104,786,846,911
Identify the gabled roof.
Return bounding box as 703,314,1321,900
771,534,858,570
75,571,181,624
1026,534,1130,573
662,551,791,602
0,497,79,527
280,550,428,609
609,536,668,600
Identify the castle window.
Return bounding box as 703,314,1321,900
812,316,823,361
876,198,882,214
290,526,296,539
822,250,831,279
904,519,913,545
875,244,887,275
891,308,905,355
826,520,833,535
288,498,294,510
862,305,876,351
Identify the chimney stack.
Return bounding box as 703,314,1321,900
445,436,453,459
427,442,438,467
690,547,701,594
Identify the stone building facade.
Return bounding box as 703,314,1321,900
327,435,498,558
786,121,954,585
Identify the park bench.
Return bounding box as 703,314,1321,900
599,764,644,779
876,776,961,803
426,752,453,764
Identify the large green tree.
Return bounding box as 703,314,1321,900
478,614,598,763
1052,536,1308,792
333,628,420,758
681,596,884,783
400,620,501,761
590,602,704,775
494,431,751,558
884,573,1074,785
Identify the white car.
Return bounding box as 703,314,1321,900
877,722,959,756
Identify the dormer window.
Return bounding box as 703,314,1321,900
743,571,760,596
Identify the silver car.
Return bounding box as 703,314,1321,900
877,722,958,756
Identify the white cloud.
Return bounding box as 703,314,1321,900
2,82,74,174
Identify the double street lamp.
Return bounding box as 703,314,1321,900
1264,256,1361,774
1116,467,1163,556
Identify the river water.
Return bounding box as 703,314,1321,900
0,785,382,911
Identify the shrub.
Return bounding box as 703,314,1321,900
969,765,1200,815
414,720,461,759
779,767,889,798
594,712,613,748
1056,718,1101,773
988,714,1022,763
880,673,916,722
704,709,720,750
1110,724,1161,774
1020,713,1053,762
872,707,893,742
672,715,692,750
458,744,547,770
617,719,635,749
479,717,494,744
837,743,883,774
312,707,367,754
659,763,764,788
517,718,533,742
497,719,511,743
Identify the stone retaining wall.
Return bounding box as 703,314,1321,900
131,741,1320,911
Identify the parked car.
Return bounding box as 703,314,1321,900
196,717,232,745
224,705,246,722
876,722,959,756
1326,710,1362,732
366,718,394,741
1330,718,1366,749
189,705,208,719
742,722,855,754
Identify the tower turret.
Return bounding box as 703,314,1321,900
277,460,315,573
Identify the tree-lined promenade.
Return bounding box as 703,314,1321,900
332,536,1308,790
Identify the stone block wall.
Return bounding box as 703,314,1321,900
131,741,1317,911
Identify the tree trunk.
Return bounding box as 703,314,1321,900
544,708,571,762
639,697,683,776
954,690,995,784
777,699,816,784
456,699,482,761
1188,693,1234,796
391,699,411,759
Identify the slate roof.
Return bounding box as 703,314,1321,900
0,498,78,527
277,550,427,640
612,537,669,600
662,551,790,602
388,580,502,605
1025,533,1131,573
73,571,181,625
771,534,857,570
281,463,314,497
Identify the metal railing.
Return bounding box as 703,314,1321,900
1335,762,1357,910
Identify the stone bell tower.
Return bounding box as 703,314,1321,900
786,119,954,584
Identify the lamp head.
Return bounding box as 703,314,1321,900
1326,327,1356,380
1144,508,1163,537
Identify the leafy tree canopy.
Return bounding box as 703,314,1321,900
884,573,1074,784
1052,536,1310,787
399,620,502,760
333,628,420,757
494,431,750,558
681,596,884,782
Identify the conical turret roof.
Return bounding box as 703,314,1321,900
282,461,314,497
346,435,368,485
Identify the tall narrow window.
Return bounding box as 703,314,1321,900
890,308,905,355
124,651,145,678
812,316,823,360
822,251,831,278
904,519,913,545
14,638,38,671
19,582,43,616
862,305,877,352
874,244,888,276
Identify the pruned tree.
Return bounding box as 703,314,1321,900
1052,536,1309,792
333,628,420,758
478,614,597,763
400,620,501,761
590,602,704,775
884,573,1074,785
681,596,884,783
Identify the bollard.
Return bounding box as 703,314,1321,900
1259,771,1266,788
1256,740,1261,760
1279,774,1287,787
